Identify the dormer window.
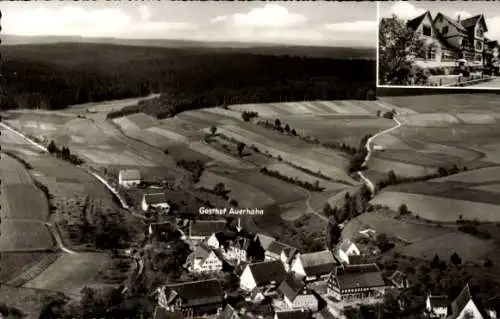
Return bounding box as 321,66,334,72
442,26,449,35
476,27,483,37
423,25,432,36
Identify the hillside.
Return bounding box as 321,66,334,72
0,42,376,115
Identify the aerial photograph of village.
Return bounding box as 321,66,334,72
1,1,500,319
378,1,500,88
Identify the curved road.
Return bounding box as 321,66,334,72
357,115,402,195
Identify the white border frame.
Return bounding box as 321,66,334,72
375,1,500,91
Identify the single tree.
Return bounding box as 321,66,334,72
237,142,246,157
376,110,381,117
378,15,428,85
430,254,440,268
47,140,57,154
210,125,217,136
274,118,282,128
291,129,297,136
387,170,398,185
284,124,290,133
398,204,409,215
326,221,342,249
450,252,462,265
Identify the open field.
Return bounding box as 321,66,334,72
72,147,158,167
188,141,255,169
0,220,54,251
379,94,500,114
0,252,59,284
66,94,160,114
365,157,436,177
176,109,239,127
115,112,157,129
396,232,496,263
398,113,461,127
265,163,348,191
23,252,113,296
342,212,451,244
433,166,500,184
217,124,355,184
370,191,500,222
0,285,62,319
197,107,246,121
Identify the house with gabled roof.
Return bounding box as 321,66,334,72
425,293,449,318
388,270,410,289
207,231,251,264
278,276,319,312
291,250,337,283
188,220,227,243
118,169,141,188
449,283,497,319
186,243,223,273
255,233,275,251
240,260,287,294
404,10,498,68
327,263,388,303
156,279,225,317
335,239,361,265
141,192,170,213
217,304,241,319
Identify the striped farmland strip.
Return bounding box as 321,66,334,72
301,101,329,114
283,102,315,114
336,101,371,114
146,127,190,143
316,101,348,113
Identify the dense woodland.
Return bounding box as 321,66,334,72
0,43,375,115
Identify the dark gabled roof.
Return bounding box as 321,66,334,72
434,12,467,34
164,279,224,307
189,220,227,237
316,308,336,319
144,192,168,205
461,14,488,32
450,284,492,319
153,307,183,319
189,243,219,265
331,263,386,290
278,276,306,302
298,250,337,277
275,310,312,319
407,11,431,30
255,233,275,250
428,295,449,308
218,304,240,319
266,241,294,257
247,260,286,286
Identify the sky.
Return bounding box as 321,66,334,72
379,1,500,40
0,2,377,47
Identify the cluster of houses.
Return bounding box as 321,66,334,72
150,220,419,319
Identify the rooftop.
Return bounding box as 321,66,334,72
331,263,386,291
144,192,168,205
247,260,287,287
428,295,449,309
189,220,227,238
298,250,337,277
163,279,224,307
278,276,307,302
275,310,312,319
255,233,275,250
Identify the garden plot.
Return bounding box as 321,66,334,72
113,116,140,131
379,94,500,113
146,126,190,143
399,113,461,127
336,100,371,114
228,103,281,117
0,220,54,251
24,252,113,296
218,125,355,184
396,232,496,263
200,107,245,121
266,163,347,191
197,171,276,208
342,212,450,244
187,141,253,169
370,191,500,222
454,113,497,125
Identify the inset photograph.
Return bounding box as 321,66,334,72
378,1,500,88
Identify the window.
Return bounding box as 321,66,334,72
442,26,449,35
423,25,432,36
475,54,482,62
476,27,483,37
476,41,483,51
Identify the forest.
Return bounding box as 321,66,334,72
0,43,376,115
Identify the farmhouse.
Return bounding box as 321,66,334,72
265,240,298,270
336,239,361,265
327,263,388,303
118,169,141,188
141,192,170,213
156,279,225,317
405,11,500,69
290,250,337,282
425,294,449,318
449,284,497,319
278,277,319,312
207,231,251,264
188,220,227,243
240,260,287,294
186,243,224,273
217,304,241,319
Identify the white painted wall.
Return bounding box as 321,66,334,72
456,300,484,319
240,266,257,291
291,257,306,277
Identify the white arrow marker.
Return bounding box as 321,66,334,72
236,218,242,232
